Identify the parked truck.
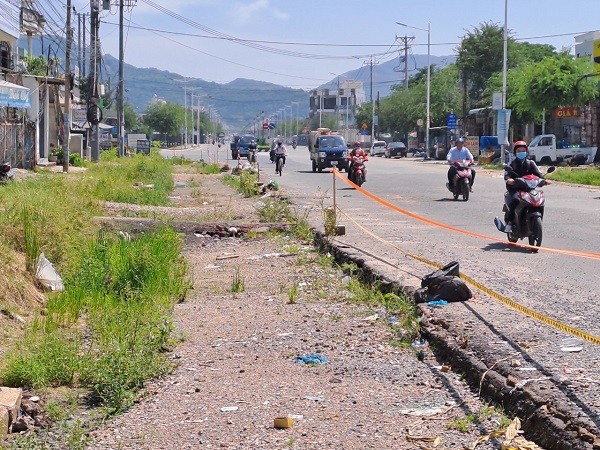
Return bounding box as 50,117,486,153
308,128,349,172
527,134,597,165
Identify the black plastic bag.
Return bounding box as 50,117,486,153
415,262,472,303
421,261,460,289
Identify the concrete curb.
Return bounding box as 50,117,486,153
313,231,600,450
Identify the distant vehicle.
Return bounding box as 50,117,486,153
527,134,597,165
308,128,349,172
230,134,256,159
297,134,309,146
370,140,387,157
385,142,407,158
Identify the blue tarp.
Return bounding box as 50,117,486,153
0,80,31,108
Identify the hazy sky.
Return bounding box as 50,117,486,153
66,0,600,90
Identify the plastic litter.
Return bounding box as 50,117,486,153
35,253,65,292
294,353,328,365
220,406,238,412
426,299,448,307
560,337,584,353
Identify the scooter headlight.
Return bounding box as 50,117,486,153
319,152,326,158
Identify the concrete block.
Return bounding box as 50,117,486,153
0,387,22,426
0,406,9,435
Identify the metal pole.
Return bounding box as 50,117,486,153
63,0,73,172
425,22,431,161
183,80,187,148
90,2,99,161
82,13,87,77
118,0,125,157
319,91,322,128
77,13,82,76
500,0,508,163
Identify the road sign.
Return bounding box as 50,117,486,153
497,109,511,145
262,122,269,130
268,122,276,129
446,113,457,130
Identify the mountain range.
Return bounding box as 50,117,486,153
21,36,455,131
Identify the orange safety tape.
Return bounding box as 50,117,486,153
335,206,600,346
333,168,600,261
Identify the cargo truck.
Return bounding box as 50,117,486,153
308,128,349,172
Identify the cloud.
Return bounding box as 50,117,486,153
230,0,288,24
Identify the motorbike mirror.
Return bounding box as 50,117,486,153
546,166,556,174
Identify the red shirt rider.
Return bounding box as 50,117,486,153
348,142,368,181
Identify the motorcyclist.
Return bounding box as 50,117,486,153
447,137,475,191
274,140,287,171
248,139,258,165
348,141,368,181
270,136,280,163
503,140,544,233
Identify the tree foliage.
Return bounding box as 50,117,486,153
143,102,184,137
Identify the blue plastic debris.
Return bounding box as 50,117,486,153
294,353,328,365
427,299,448,307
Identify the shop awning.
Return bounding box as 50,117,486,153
0,80,31,108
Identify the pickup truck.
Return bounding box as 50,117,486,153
230,134,256,160
308,128,349,172
527,134,597,165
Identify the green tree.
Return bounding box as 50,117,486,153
143,102,184,138
123,102,141,133
510,53,598,120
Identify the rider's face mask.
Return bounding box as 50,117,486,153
516,151,527,160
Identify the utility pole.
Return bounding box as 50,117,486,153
395,35,414,89
89,1,100,161
77,12,82,76
63,0,73,172
118,0,125,157
82,13,87,77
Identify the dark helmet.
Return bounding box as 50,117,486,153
354,141,361,148
456,137,465,144
513,140,528,152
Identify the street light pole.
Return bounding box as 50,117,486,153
291,102,299,136
501,0,508,163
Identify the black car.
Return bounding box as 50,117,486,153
385,142,408,158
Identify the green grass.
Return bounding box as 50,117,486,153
256,198,289,222
231,266,245,293
0,153,190,418
87,151,174,205
546,166,600,186
223,171,260,197
0,227,189,413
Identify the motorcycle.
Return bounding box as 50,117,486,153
446,160,472,201
348,155,367,187
494,165,555,250
0,162,14,184
292,141,297,150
